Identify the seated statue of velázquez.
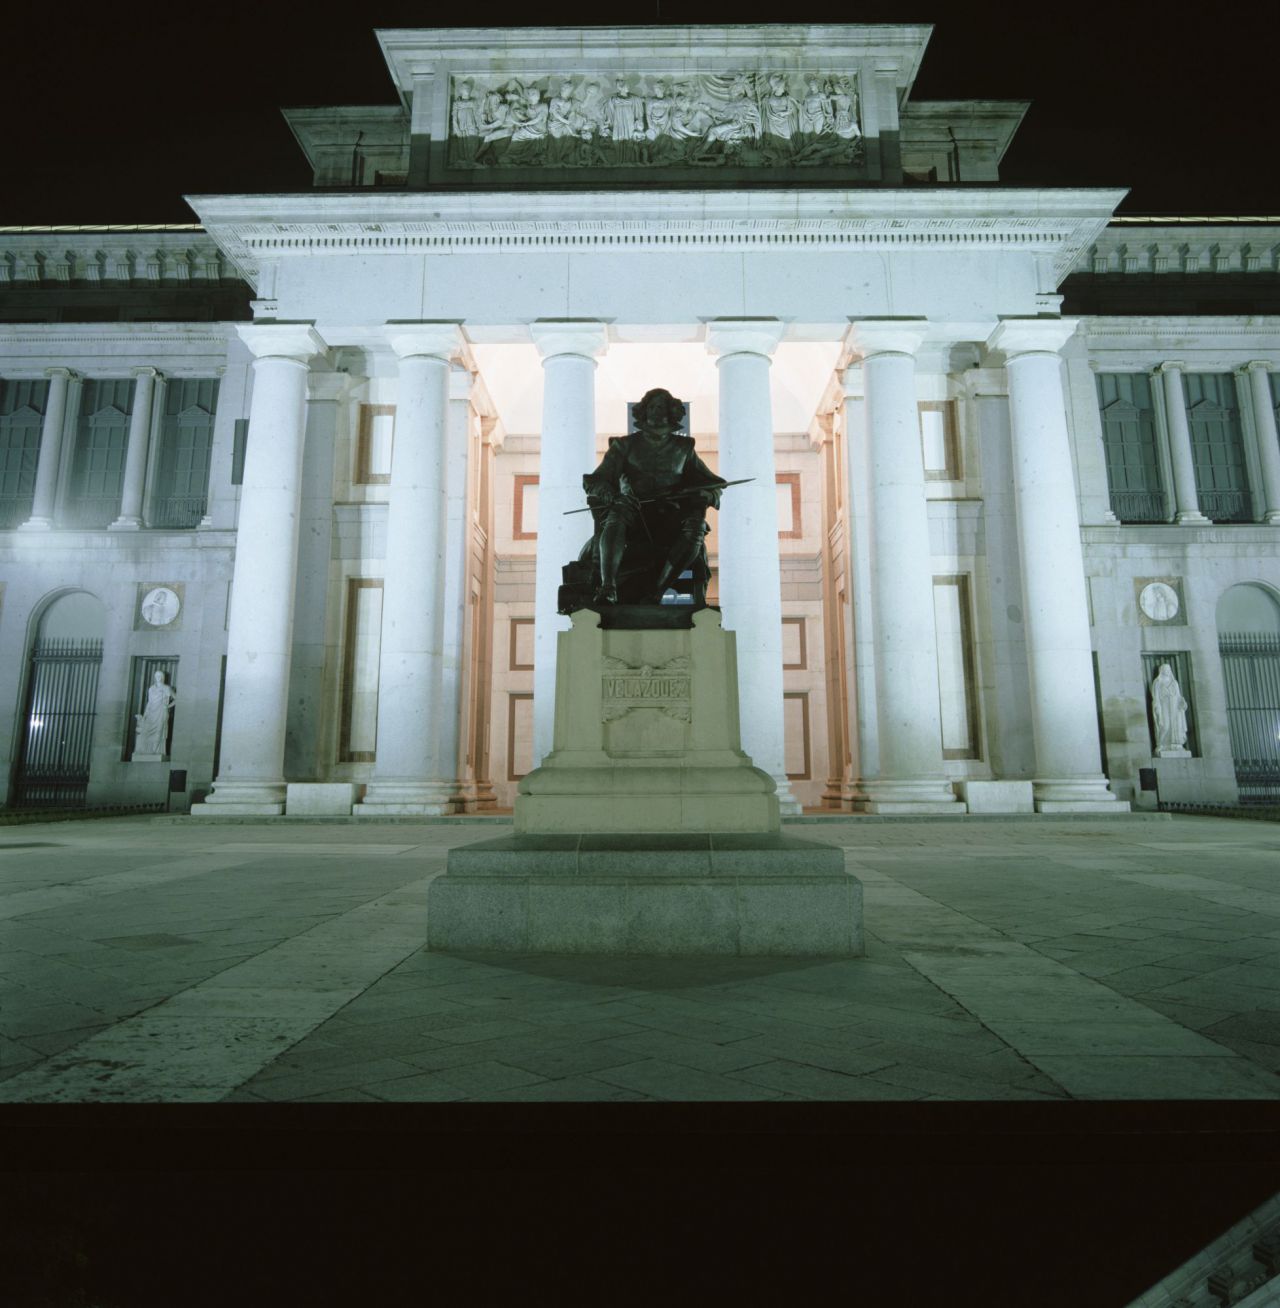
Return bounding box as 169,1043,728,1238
557,388,722,613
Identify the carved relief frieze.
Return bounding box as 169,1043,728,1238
447,72,862,169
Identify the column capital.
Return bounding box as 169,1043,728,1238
846,317,929,360
1156,359,1187,375
385,320,463,361
44,366,73,381
1243,359,1275,376
131,365,160,380
235,322,327,362
704,318,784,360
529,319,608,362
988,317,1079,358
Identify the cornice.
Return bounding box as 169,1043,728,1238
376,24,933,98
0,323,232,348
1081,224,1280,275
187,187,1123,289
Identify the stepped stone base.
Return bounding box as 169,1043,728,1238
429,832,863,957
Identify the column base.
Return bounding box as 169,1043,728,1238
355,780,456,817
17,518,53,531
770,775,803,816
189,779,286,817
1174,510,1212,525
108,517,142,532
1032,777,1130,813
855,779,965,815
1264,511,1280,526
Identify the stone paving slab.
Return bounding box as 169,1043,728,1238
1,813,1280,1101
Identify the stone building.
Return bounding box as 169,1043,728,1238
1,23,1277,816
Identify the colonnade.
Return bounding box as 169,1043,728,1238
195,315,1135,816
18,361,218,533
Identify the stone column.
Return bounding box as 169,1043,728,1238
20,367,72,530
990,319,1127,812
109,366,158,530
437,365,475,804
192,323,326,815
1158,362,1209,524
1244,362,1280,524
357,323,462,816
848,320,962,813
529,321,607,767
705,318,798,814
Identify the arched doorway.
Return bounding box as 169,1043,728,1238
1216,583,1280,804
14,591,106,807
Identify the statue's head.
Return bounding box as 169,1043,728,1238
634,388,686,434
152,670,165,685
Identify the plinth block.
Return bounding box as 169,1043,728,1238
429,832,863,957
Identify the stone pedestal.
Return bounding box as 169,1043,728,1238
429,833,863,957
431,605,862,956
954,780,1034,814
286,782,362,815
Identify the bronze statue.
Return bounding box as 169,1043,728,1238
558,388,723,611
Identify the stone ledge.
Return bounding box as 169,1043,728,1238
429,832,863,957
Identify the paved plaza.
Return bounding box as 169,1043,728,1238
1,813,1280,1102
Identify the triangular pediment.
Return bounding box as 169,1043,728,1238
3,404,43,421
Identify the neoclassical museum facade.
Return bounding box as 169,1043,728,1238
1,24,1278,816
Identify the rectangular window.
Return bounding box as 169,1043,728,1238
126,656,178,761
152,378,218,528
920,400,961,481
1141,651,1198,757
356,404,395,484
66,378,134,528
340,579,383,762
934,574,981,760
1186,373,1252,522
0,377,48,528
507,692,534,781
231,419,249,485
513,474,538,540
1096,373,1166,523
776,472,802,538
783,691,812,780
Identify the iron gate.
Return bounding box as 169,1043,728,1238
14,637,103,806
1219,633,1280,802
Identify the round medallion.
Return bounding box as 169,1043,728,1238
141,586,180,627
1139,581,1179,622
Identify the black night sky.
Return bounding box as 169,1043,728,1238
3,1,1276,225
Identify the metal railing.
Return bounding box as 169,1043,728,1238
1108,490,1168,523
149,494,207,529
1200,489,1254,523
0,493,34,529
61,495,121,529
1220,632,1280,803
15,638,103,807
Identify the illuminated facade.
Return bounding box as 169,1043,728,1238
1,24,1278,815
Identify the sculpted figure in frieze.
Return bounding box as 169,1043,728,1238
603,76,646,163
761,72,800,153
448,77,481,163
446,72,862,169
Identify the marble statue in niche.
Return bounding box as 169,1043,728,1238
446,71,862,169
1150,663,1191,756
134,670,176,759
